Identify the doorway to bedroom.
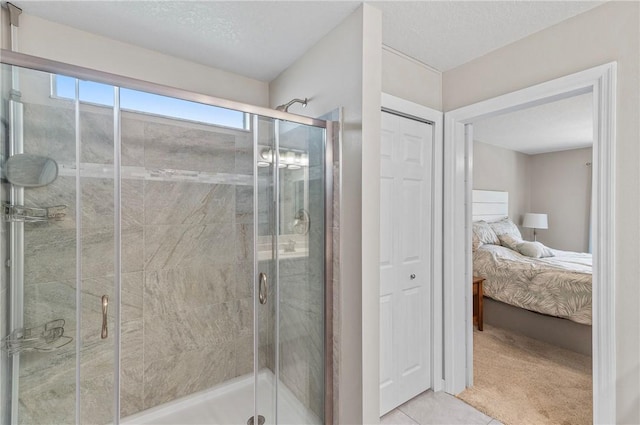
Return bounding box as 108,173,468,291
459,92,594,425
442,63,616,425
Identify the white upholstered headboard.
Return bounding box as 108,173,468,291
472,190,509,222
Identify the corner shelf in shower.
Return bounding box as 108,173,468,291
1,319,73,356
3,203,67,222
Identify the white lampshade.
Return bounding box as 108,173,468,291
522,213,548,229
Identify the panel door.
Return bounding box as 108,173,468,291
379,111,433,415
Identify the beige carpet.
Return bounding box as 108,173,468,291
458,325,592,425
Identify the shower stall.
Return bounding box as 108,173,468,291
0,50,333,425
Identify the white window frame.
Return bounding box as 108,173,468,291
49,74,251,131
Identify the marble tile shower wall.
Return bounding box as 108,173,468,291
17,102,256,424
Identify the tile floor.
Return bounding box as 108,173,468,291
381,390,503,425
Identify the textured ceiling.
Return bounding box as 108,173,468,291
473,93,593,155
14,1,361,81
376,1,603,71
14,1,603,81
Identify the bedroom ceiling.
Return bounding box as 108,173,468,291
13,1,604,81
473,93,593,155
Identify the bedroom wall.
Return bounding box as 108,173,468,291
530,147,592,252
5,12,269,106
381,46,442,111
472,141,531,238
443,2,640,422
473,142,593,250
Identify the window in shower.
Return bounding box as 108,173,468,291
51,75,249,130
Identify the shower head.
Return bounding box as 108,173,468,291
276,97,308,113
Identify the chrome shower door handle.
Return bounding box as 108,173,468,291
101,295,109,339
258,273,268,305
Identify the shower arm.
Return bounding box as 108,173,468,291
276,97,308,112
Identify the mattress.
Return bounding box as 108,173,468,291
473,244,592,325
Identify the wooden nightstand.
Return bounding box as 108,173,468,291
473,276,485,331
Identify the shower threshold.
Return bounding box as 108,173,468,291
120,370,321,425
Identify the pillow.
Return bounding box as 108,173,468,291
498,234,522,251
472,221,500,246
489,217,522,240
516,241,554,258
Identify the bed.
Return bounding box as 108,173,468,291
472,190,592,354
473,244,592,325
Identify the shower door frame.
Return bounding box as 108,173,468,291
0,49,334,425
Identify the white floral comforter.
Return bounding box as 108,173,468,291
473,244,592,325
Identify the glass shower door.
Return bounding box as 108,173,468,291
76,79,117,424
2,64,82,425
254,117,326,425
0,64,119,424
276,120,325,425
254,114,277,425
1,56,330,425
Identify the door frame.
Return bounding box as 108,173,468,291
442,63,617,424
380,93,444,399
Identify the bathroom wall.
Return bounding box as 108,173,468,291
125,111,255,413
269,5,383,422
15,68,257,423
381,46,442,111
0,7,8,50
1,10,269,107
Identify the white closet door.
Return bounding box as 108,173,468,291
380,111,432,415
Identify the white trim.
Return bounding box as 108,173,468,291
464,124,473,388
381,45,442,75
591,63,617,425
443,63,616,424
380,93,444,393
443,118,467,393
